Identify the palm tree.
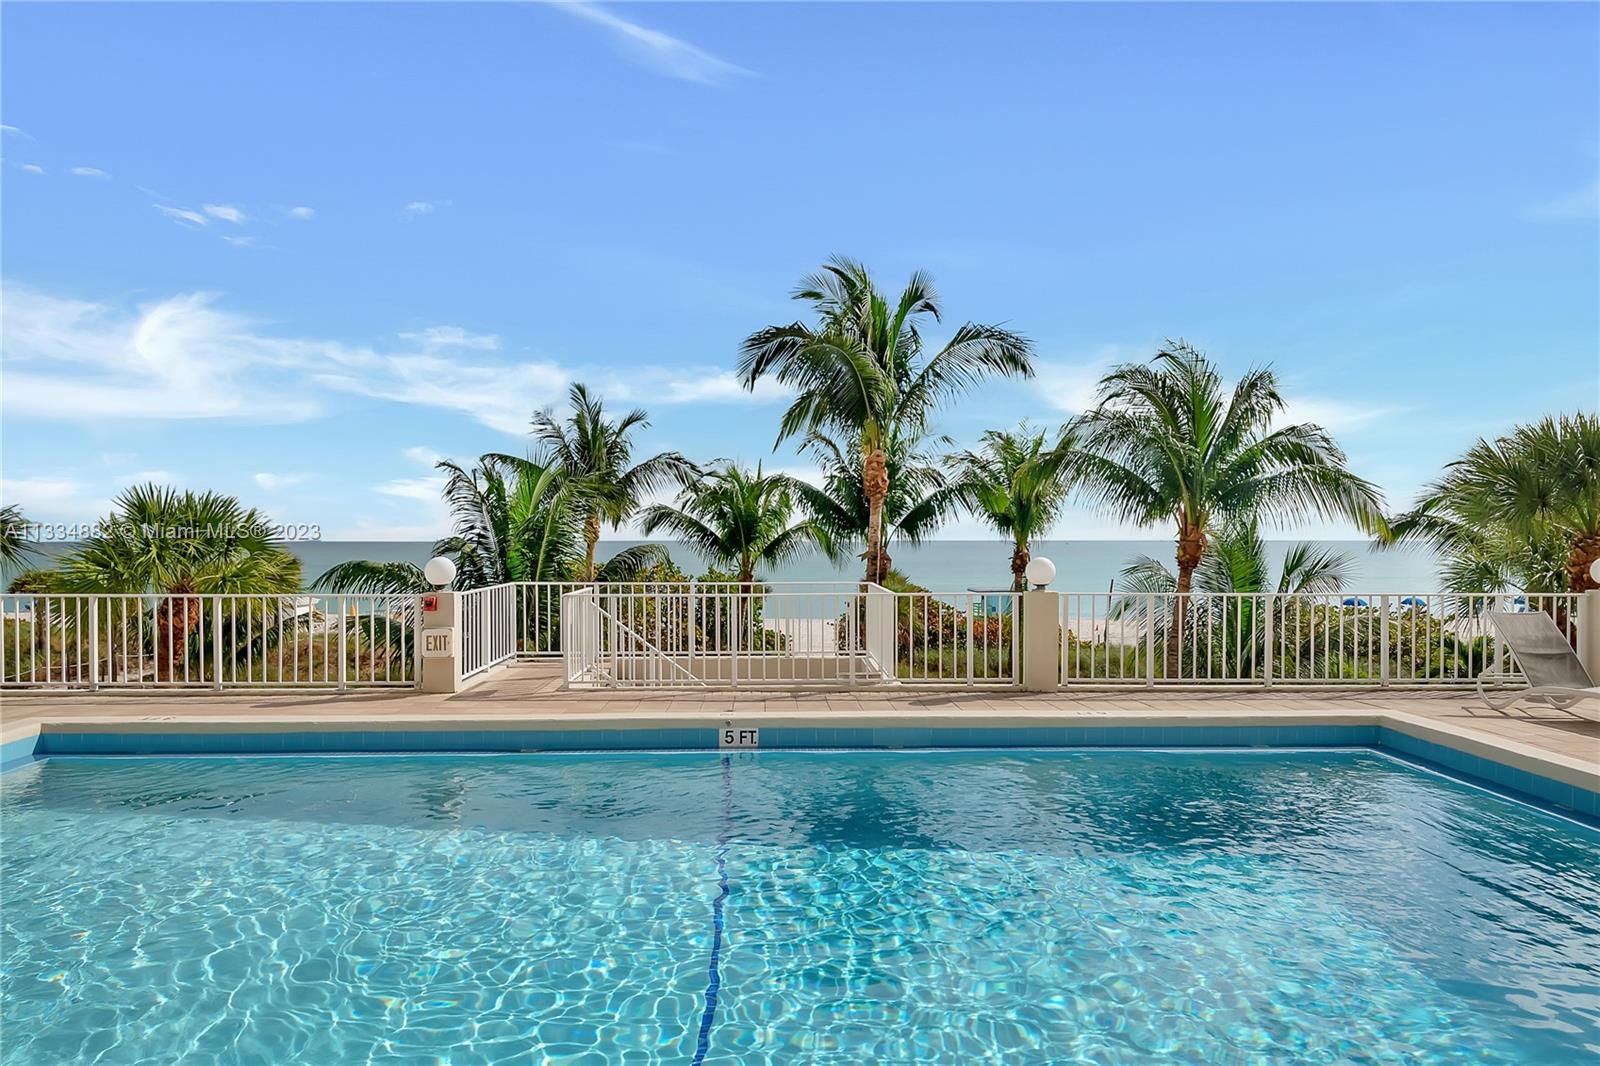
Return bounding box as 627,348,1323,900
787,426,959,568
950,423,1080,591
1118,520,1354,599
531,383,694,581
1114,518,1355,678
739,256,1034,583
54,485,302,677
1,504,35,572
1074,342,1383,675
313,453,666,593
1389,412,1600,594
639,463,830,585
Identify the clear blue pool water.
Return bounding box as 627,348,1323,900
3,749,1597,1064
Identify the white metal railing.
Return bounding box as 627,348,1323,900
879,589,1019,685
1062,590,1583,687
1,592,418,689
560,582,1019,689
560,587,603,685
461,583,519,681
515,582,591,657
563,583,872,688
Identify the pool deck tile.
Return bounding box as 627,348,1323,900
3,661,1595,800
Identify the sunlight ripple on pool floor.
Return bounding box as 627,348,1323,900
3,750,1597,1064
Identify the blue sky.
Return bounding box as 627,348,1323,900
2,1,1596,541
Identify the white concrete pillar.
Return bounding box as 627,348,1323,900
1021,590,1061,692
1580,589,1600,681
418,590,463,694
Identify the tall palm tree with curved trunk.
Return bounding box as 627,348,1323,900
639,463,830,585
1074,342,1383,676
532,383,694,581
54,485,302,678
740,256,1034,583
950,423,1080,591
1389,412,1600,594
788,426,959,567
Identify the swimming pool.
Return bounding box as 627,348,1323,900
3,749,1597,1064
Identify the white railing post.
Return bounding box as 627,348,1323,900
1262,594,1274,688
1145,594,1156,687
337,597,349,690
88,595,100,691
212,597,223,690
1379,594,1391,687
1580,589,1600,681
730,590,739,689
967,594,976,687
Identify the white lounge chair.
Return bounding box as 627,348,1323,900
1478,610,1600,717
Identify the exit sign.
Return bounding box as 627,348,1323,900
719,724,759,749
421,629,453,658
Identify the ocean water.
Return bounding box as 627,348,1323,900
3,749,1597,1064
13,539,1440,592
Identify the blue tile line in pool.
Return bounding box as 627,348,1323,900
692,754,734,1066
5,723,1596,821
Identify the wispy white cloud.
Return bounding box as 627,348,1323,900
316,356,569,435
220,235,256,248
17,163,44,175
403,445,446,468
1,287,320,422
1034,344,1142,413
0,475,116,525
0,476,88,509
202,203,246,223
0,124,31,139
399,325,500,351
1532,177,1599,220
3,285,796,435
154,204,208,227
649,370,790,405
401,200,445,219
285,206,315,220
254,472,311,490
374,475,447,504
552,2,752,86
1278,396,1400,433
336,464,454,541
70,166,110,179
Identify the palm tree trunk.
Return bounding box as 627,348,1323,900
1568,534,1600,593
1554,534,1600,649
737,563,755,650
1169,523,1206,679
1011,542,1030,593
583,511,601,582
862,446,891,584
155,591,202,681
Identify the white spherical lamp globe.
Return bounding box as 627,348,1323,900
424,556,457,589
1591,557,1600,584
1024,556,1056,589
